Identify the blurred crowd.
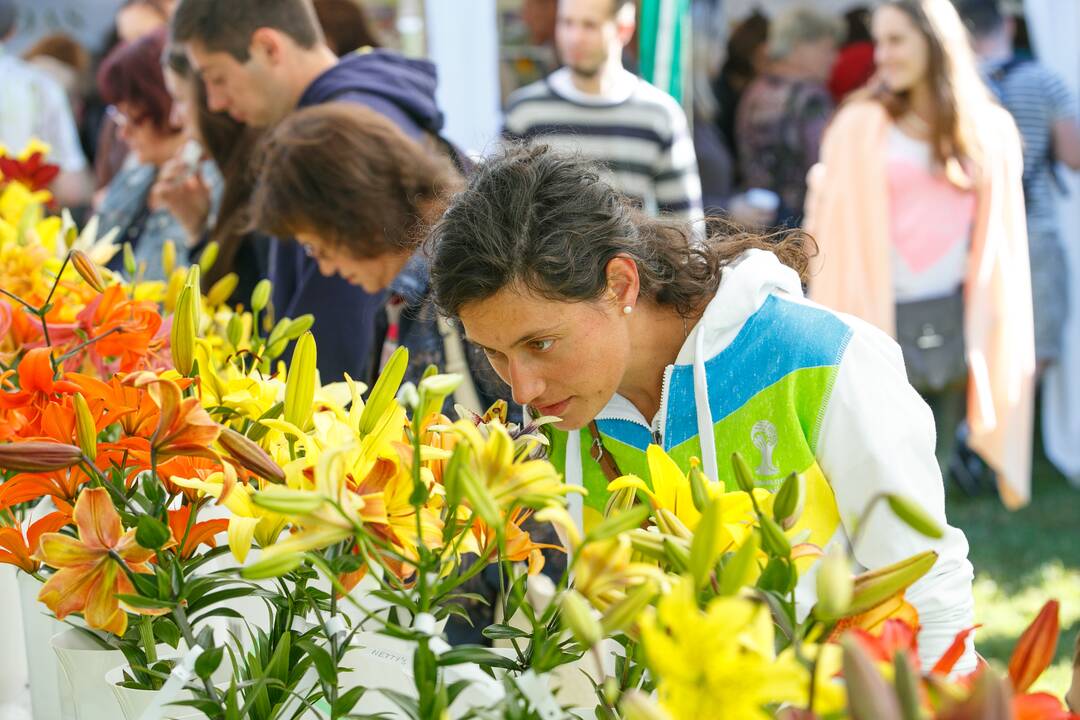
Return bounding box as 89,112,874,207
1,0,1076,501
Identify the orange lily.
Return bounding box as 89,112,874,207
1009,600,1060,694
75,286,165,372
34,487,172,635
847,618,921,668
1013,692,1079,720
0,348,81,433
828,592,921,640
469,507,563,576
0,510,71,573
125,372,221,458
167,506,228,559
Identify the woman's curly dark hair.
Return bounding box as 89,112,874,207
430,143,815,319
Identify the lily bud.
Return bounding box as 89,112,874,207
184,265,202,328
731,451,757,494
206,273,238,307
251,487,325,515
122,241,136,276
171,285,196,376
813,546,853,620
198,241,219,273
241,550,305,580
620,690,671,720
601,581,658,636
719,530,759,596
662,536,690,573
893,651,922,720
689,495,724,589
218,427,286,484
162,240,177,278
251,279,271,314
284,331,317,431
847,550,937,616
627,528,669,560
1008,599,1060,694
773,472,805,530
885,494,945,540
759,515,792,558
654,507,692,541
69,250,105,293
73,393,97,461
282,314,314,340
359,345,408,435
226,313,244,348
560,589,602,648
841,635,903,720
688,457,711,513
395,381,419,411
0,441,84,473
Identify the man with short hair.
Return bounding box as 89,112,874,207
960,0,1080,372
503,0,703,224
171,0,447,382
0,0,92,208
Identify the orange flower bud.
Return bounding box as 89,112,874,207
218,427,285,484
0,441,84,473
1008,600,1060,694
69,249,106,293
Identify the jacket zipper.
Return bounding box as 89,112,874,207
595,366,674,449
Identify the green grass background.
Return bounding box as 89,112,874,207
945,426,1079,697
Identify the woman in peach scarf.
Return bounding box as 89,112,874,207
804,0,1034,507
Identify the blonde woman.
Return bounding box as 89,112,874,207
804,0,1034,507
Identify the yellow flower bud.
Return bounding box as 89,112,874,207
73,393,97,461
251,279,272,313
122,242,136,276
813,546,853,620
198,241,219,273
162,240,177,278
206,273,239,307
171,285,196,376
560,590,602,648
847,550,938,616
284,331,317,431
358,345,407,436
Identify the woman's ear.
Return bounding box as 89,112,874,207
604,254,640,312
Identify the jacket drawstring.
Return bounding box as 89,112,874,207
693,325,720,482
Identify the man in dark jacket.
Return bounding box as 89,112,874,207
171,0,446,383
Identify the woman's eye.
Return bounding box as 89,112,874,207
529,339,554,352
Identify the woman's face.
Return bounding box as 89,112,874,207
116,4,167,44
872,5,931,93
296,231,410,294
163,67,201,143
458,284,630,430
112,102,180,167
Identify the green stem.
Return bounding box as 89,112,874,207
55,326,123,365
140,614,158,665
0,287,39,314
172,601,221,703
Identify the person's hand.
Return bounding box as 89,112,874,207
726,192,777,229
150,153,211,246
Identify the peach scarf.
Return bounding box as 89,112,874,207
804,100,1035,507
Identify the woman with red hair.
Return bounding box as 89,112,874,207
95,28,219,281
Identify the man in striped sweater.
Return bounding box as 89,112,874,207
503,0,703,224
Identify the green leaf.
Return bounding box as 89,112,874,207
358,345,408,436
757,557,797,595
135,515,171,550
481,624,529,641
195,645,224,680
153,618,181,649
718,531,760,596
436,646,519,670
297,640,336,687
333,686,366,716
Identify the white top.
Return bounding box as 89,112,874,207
0,47,88,173
886,126,974,303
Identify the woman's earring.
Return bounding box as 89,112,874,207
622,305,633,315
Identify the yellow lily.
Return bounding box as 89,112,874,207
638,578,809,720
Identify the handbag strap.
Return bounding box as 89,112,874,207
587,420,623,482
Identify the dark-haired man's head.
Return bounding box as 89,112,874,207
0,0,18,40
171,0,334,127
956,0,1012,58
555,0,635,81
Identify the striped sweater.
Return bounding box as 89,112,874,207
548,250,976,674
503,67,703,223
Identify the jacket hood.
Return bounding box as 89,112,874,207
299,49,444,134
